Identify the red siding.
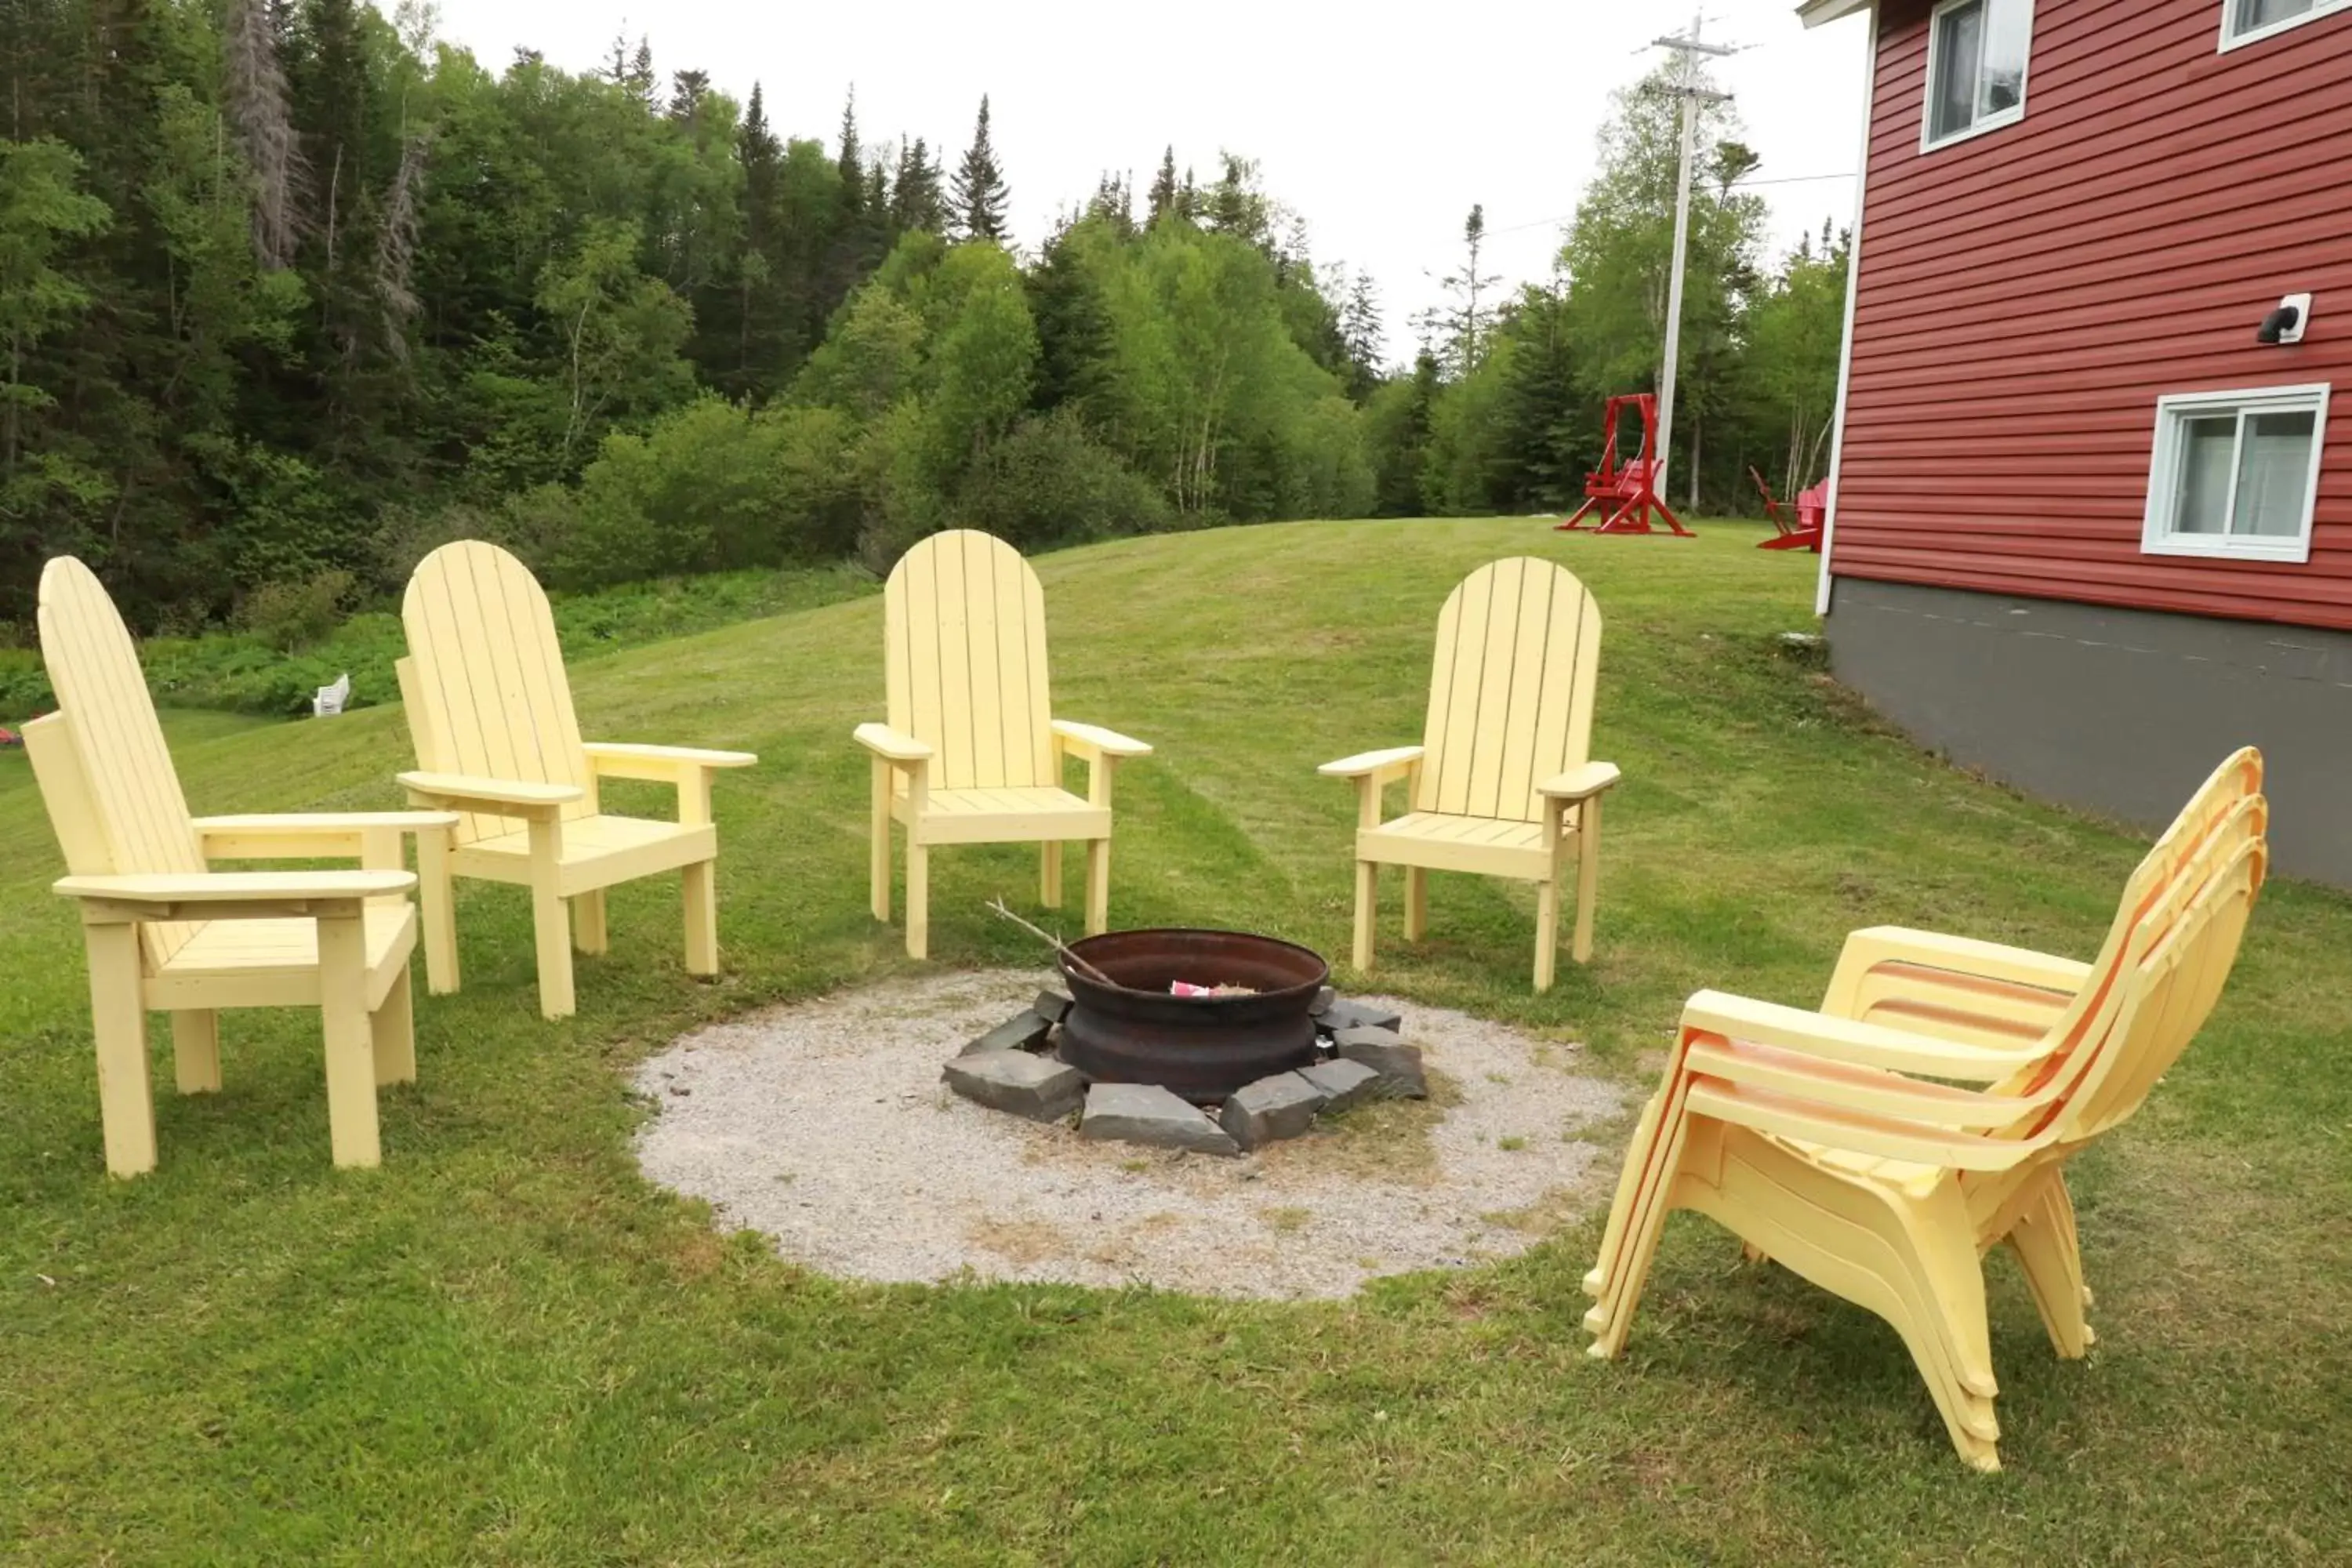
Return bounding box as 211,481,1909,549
1833,0,2352,629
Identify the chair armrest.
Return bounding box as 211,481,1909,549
1051,720,1152,760
583,742,758,783
1537,761,1623,802
1682,1038,2034,1131
1317,746,1425,782
1682,1081,2038,1174
1680,989,2046,1083
398,771,582,815
854,724,934,765
192,811,459,860
56,870,416,923
1832,926,2092,996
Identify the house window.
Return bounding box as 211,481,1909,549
2142,385,2330,564
2222,0,2352,50
1922,0,2034,150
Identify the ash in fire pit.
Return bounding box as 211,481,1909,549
944,931,1423,1155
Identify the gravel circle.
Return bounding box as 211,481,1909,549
632,969,1628,1301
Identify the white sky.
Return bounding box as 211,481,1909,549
405,1,1871,364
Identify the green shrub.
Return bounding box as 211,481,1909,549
955,410,1173,554
236,569,357,652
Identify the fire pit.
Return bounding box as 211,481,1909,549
1057,929,1328,1104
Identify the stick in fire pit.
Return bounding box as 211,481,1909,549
985,898,1117,989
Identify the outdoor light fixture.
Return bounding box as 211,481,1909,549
2258,293,2313,346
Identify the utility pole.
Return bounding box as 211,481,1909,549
1653,12,1734,497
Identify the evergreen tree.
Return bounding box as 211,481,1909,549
1146,147,1178,227
836,89,863,218
949,95,1010,242
1338,271,1384,401
891,136,944,233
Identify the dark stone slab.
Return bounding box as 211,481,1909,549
1080,1082,1239,1156
943,1051,1084,1122
962,1009,1052,1056
1298,1058,1384,1116
1318,998,1403,1036
1218,1072,1328,1150
1335,1029,1427,1099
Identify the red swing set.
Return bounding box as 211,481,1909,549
1749,466,1828,553
1555,394,1693,538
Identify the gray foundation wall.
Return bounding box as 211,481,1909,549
1825,578,2352,887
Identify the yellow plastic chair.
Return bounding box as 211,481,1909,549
855,529,1152,959
1319,557,1621,992
1581,753,2268,1470
395,541,757,1018
26,557,456,1174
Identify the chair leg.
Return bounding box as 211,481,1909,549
1403,869,1427,942
529,821,575,1020
906,844,930,960
1351,860,1377,973
372,966,418,1087
869,757,892,923
1041,842,1064,909
2005,1174,2096,1358
317,913,382,1169
416,829,459,995
573,888,609,955
1572,798,1603,964
683,861,719,976
85,923,157,1178
1584,1103,1698,1359
1534,879,1561,993
1084,838,1110,935
171,1010,222,1095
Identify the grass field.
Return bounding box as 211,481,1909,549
3,519,2349,1563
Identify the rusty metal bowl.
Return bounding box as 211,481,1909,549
1058,929,1329,1105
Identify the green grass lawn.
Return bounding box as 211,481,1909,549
3,518,2348,1563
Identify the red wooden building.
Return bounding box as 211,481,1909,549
1802,0,2352,884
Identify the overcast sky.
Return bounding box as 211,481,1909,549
405,1,1871,364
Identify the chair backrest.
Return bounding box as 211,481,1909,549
884,529,1055,792
2047,830,2267,1145
1414,557,1602,825
32,557,205,965
400,540,593,846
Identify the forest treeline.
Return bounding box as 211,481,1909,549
0,1,1846,634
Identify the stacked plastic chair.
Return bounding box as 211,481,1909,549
1581,750,2268,1470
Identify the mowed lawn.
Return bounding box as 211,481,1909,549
2,519,2349,1563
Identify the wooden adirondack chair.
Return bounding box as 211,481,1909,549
1319,557,1621,993
1581,750,2269,1470
27,557,457,1175
855,529,1152,960
395,542,758,1019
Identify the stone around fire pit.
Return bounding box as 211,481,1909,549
1319,998,1403,1035
1220,1071,1328,1151
1335,1027,1428,1099
1033,989,1073,1024
1080,1082,1239,1156
943,1051,1083,1121
1298,1057,1383,1116
962,1010,1054,1056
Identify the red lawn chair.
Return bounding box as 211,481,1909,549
1558,394,1693,538
1751,466,1826,553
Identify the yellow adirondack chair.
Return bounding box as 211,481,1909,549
26,557,456,1175
1581,750,2269,1470
1319,557,1621,993
855,529,1152,959
395,541,758,1019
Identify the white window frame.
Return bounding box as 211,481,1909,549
2220,0,2352,53
2140,383,2331,564
1920,0,2034,153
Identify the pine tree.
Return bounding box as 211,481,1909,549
949,95,1010,242
668,70,710,125
1146,146,1178,227
1339,271,1384,401
223,0,306,268
836,89,863,218
891,137,944,233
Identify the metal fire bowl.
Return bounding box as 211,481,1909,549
1058,929,1330,1105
